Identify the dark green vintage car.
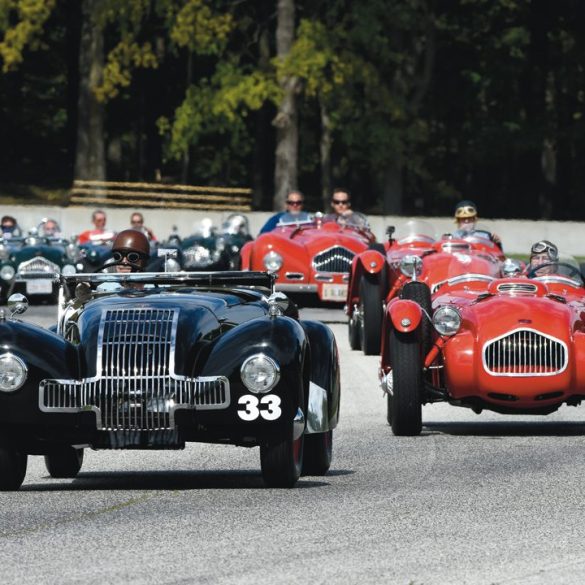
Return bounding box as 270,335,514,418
0,231,78,303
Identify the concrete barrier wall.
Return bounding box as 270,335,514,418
2,204,584,256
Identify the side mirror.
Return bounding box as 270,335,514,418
7,293,28,315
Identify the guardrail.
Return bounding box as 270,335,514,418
70,180,252,211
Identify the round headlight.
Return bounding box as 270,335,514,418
433,305,462,336
62,264,77,276
184,245,212,267
240,354,280,394
263,251,283,273
0,353,27,392
400,255,423,279
0,265,15,281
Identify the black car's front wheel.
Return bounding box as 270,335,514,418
44,447,84,478
260,414,304,488
302,430,332,476
0,447,27,491
387,327,423,436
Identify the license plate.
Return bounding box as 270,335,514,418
321,283,348,301
26,279,53,295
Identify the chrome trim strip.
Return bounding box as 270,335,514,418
532,276,581,288
306,381,328,433
285,272,304,280
275,283,318,292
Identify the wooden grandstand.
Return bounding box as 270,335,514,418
70,180,252,211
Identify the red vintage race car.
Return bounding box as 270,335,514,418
241,213,377,304
347,221,505,354
381,259,585,435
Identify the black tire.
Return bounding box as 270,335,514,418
368,242,386,254
359,276,384,355
302,430,332,476
44,447,84,478
387,328,423,436
261,413,304,488
400,281,433,355
0,447,27,491
348,312,361,350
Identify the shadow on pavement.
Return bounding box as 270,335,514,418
424,420,585,437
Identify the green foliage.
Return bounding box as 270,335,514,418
0,0,56,72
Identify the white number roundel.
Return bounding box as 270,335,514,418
237,395,282,421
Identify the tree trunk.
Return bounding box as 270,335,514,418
320,99,332,210
272,0,298,211
74,0,105,181
382,161,403,215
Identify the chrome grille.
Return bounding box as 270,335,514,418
18,257,59,275
40,308,230,430
312,246,354,273
483,329,568,376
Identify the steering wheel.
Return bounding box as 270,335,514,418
94,259,143,273
527,262,583,281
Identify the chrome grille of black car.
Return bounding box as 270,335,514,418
18,257,59,275
40,308,230,430
312,246,354,273
483,329,567,376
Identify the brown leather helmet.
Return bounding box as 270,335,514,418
112,229,150,268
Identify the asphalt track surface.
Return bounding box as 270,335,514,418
2,304,585,585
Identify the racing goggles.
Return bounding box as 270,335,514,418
454,205,477,218
113,251,146,263
530,240,558,261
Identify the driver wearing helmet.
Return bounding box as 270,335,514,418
454,200,502,248
527,240,558,276
112,229,150,273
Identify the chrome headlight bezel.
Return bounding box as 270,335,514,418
0,265,15,281
433,305,462,336
240,354,280,394
263,251,283,273
61,264,77,276
400,254,423,279
0,353,28,392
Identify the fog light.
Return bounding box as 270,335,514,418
240,354,280,394
0,353,27,392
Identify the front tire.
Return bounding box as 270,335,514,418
0,447,27,491
261,429,304,488
387,327,423,436
400,281,433,354
44,447,84,478
348,312,361,350
302,430,333,476
359,276,384,355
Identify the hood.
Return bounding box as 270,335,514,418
75,290,266,378
12,245,65,265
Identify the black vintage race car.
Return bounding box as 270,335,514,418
0,271,340,489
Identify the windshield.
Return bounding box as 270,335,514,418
528,254,583,285
393,220,436,244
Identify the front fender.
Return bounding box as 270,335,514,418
388,299,423,333
347,250,387,314
0,320,79,422
239,241,253,270
299,320,340,432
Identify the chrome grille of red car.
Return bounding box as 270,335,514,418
312,246,355,273
39,308,230,430
483,329,568,376
17,257,59,275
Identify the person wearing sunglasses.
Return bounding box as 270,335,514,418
527,240,559,276
1,215,21,239
111,229,151,273
259,190,308,234
130,212,157,242
453,200,502,248
78,209,116,245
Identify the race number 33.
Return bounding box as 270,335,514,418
237,395,282,421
